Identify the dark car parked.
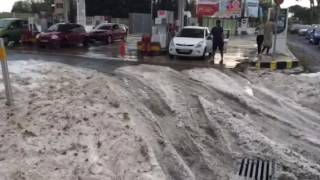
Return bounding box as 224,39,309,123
37,23,89,48
310,27,320,45
306,25,318,41
0,18,29,45
88,23,127,44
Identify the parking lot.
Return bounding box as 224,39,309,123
288,34,320,72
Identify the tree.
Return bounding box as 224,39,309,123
11,0,54,15
290,4,320,24
11,1,32,13
290,5,313,24
296,0,320,23
30,0,54,14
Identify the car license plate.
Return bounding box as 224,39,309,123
178,49,190,53
41,40,48,43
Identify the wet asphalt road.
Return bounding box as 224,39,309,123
7,50,133,75
288,34,320,72
6,35,256,73
7,50,224,74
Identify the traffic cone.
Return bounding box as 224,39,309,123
120,40,126,58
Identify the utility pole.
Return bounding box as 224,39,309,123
151,0,153,20
64,0,70,23
178,0,186,30
77,0,86,26
272,4,279,57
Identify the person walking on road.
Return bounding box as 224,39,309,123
256,23,264,55
261,20,275,55
211,20,224,64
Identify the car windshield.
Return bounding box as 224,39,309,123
47,25,57,32
97,25,112,30
0,20,11,28
58,24,75,32
177,28,204,38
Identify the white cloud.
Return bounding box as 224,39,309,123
281,0,310,8
0,0,313,14
0,0,26,12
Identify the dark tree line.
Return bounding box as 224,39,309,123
11,0,54,14
290,5,320,24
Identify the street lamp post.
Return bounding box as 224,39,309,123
64,0,69,23
151,0,153,20
272,4,279,57
178,0,186,30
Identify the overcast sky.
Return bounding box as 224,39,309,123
0,0,312,13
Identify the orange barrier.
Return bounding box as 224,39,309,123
120,40,126,57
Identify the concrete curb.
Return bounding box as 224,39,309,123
252,60,300,70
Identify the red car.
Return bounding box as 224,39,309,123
37,23,89,48
21,24,40,45
89,23,127,44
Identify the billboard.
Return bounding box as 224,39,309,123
220,0,242,18
198,0,219,4
197,0,220,17
246,0,259,17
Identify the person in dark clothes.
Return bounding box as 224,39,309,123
210,20,224,64
256,23,264,55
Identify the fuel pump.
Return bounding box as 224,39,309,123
268,8,289,55
151,10,174,50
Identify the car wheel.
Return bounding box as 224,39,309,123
201,48,207,60
169,54,175,59
83,39,89,48
2,37,9,46
53,42,62,49
309,39,313,44
107,36,112,44
38,44,46,48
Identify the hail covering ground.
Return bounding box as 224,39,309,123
0,60,320,180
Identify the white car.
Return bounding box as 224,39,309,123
169,26,212,59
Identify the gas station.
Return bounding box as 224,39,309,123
61,0,189,29
48,0,292,67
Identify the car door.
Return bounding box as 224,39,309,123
72,25,86,43
65,24,82,45
7,20,23,42
205,29,212,53
97,25,110,40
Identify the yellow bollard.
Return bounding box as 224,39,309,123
271,61,277,71
286,61,293,69
0,45,7,60
0,38,13,106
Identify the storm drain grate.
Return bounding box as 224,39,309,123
237,158,275,180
